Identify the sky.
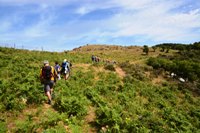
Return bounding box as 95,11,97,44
0,0,200,51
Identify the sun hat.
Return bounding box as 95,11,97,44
43,60,49,64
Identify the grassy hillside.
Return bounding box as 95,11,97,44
71,44,176,63
0,46,200,132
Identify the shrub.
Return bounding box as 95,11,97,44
120,62,146,81
147,57,200,82
0,121,7,133
95,105,122,131
143,45,149,55
104,64,115,71
53,96,87,117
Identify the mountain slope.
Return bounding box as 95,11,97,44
0,46,200,132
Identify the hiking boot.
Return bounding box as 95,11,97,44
48,100,52,105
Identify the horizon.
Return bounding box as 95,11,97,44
0,0,200,51
1,42,197,52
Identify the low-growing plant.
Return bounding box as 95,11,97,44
104,64,115,71
95,105,123,131
119,62,147,81
14,118,36,132
1,46,200,132
53,95,88,117
0,121,7,133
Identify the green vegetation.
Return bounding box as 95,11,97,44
0,43,200,132
148,42,200,83
155,41,200,51
143,45,149,55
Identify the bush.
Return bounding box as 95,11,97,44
147,57,200,82
119,62,146,81
95,105,122,131
104,64,115,71
0,121,7,133
53,96,87,117
143,45,149,55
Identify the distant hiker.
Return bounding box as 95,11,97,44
61,59,70,80
91,55,96,62
54,61,61,80
105,59,110,64
113,60,117,64
95,56,100,62
40,60,57,105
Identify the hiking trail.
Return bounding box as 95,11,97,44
115,67,126,78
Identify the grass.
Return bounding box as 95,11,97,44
0,46,200,132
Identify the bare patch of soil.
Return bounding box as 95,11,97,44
152,76,166,85
115,67,126,78
84,106,97,133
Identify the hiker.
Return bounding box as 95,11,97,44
91,55,96,62
54,61,61,80
40,60,57,105
95,56,100,62
61,59,70,80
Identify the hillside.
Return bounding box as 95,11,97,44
71,44,175,63
0,45,200,132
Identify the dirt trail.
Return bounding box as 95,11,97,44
74,63,126,80
152,75,166,85
115,67,126,78
84,106,97,133
73,63,90,68
85,106,96,123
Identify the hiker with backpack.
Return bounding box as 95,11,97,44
61,59,70,80
40,60,57,105
91,55,96,62
54,61,61,80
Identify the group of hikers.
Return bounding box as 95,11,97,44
91,55,117,64
40,59,71,105
91,55,100,62
40,55,117,105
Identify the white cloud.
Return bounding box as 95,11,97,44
37,0,200,46
76,6,91,15
99,0,200,43
113,0,155,10
75,0,119,15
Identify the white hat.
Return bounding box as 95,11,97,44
43,60,49,64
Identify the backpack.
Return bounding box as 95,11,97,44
42,66,53,80
62,62,67,69
55,64,60,72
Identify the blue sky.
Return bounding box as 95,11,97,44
0,0,200,51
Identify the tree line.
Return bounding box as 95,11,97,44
143,41,200,55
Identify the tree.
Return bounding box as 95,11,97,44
193,42,200,50
152,46,157,52
166,46,170,53
143,45,149,55
160,46,165,52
